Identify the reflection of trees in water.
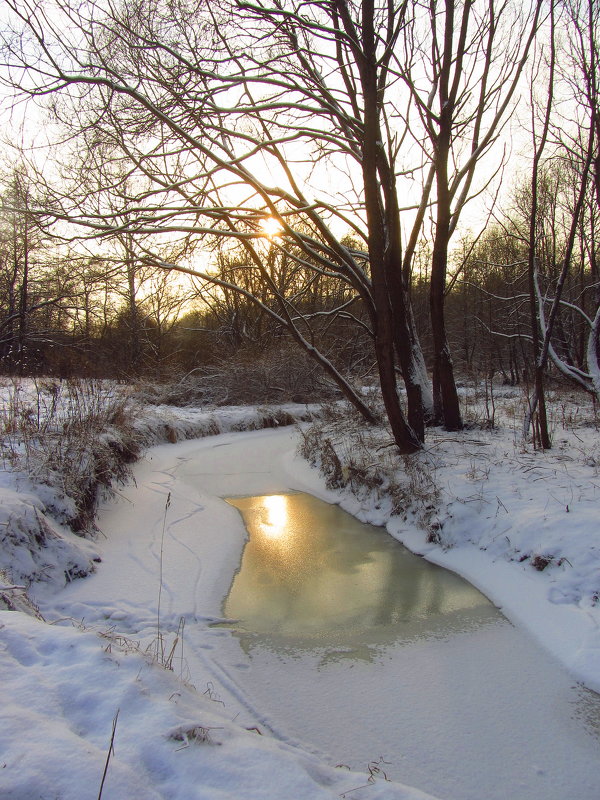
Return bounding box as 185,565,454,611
228,605,501,663
222,493,496,646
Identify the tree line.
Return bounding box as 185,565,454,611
0,0,598,451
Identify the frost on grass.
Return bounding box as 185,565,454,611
299,404,441,534
167,723,223,747
301,389,600,612
133,401,316,446
0,377,317,598
3,384,600,799
0,378,142,533
0,378,139,591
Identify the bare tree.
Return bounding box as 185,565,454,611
524,0,557,448
0,0,546,447
397,0,543,429
0,0,434,451
521,0,600,442
0,166,72,372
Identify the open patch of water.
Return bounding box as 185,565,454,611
219,492,499,654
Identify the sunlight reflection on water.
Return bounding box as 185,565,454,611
218,492,500,652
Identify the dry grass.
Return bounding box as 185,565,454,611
130,344,339,407
0,378,142,532
299,403,441,534
299,382,599,540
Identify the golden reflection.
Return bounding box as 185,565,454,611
259,494,288,539
223,493,496,641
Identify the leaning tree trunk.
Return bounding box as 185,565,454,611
386,220,427,443
380,117,428,443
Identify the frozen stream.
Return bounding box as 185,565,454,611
209,491,600,800
219,492,499,645
175,430,600,800
48,427,600,800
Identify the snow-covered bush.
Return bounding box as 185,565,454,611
299,403,440,533
131,343,341,407
0,378,319,592
0,488,100,591
0,378,141,532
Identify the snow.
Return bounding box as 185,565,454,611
1,386,600,799
0,611,432,800
384,423,600,694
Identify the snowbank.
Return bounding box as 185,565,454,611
2,393,438,799
0,378,317,594
0,610,436,800
308,390,600,694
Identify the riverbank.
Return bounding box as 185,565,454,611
302,388,600,694
0,398,440,800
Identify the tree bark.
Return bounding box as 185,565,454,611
431,106,462,431
360,0,421,453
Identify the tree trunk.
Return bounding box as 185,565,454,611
360,0,421,453
387,252,426,443
18,210,29,375
431,116,462,431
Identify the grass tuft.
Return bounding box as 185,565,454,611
0,378,142,533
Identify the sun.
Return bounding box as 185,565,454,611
259,216,283,239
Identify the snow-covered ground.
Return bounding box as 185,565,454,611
1,382,600,799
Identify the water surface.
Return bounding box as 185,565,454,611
222,492,499,652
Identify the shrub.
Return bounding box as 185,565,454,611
0,378,141,532
131,342,340,407
299,401,440,531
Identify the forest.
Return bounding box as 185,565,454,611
0,0,598,452
2,5,600,799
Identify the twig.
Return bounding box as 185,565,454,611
156,492,171,662
340,757,392,797
97,709,119,800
